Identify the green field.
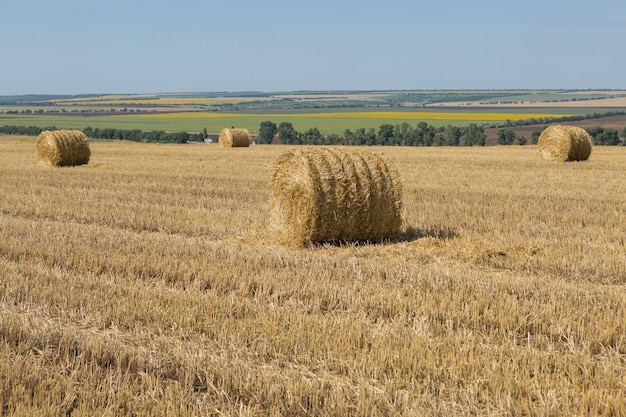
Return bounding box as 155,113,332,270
0,107,579,135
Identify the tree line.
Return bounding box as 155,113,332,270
496,126,626,146
2,115,626,146
0,125,204,144
257,121,488,146
259,121,626,146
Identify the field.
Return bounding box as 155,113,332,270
4,89,625,136
47,96,270,106
1,137,625,416
483,114,626,145
0,108,574,136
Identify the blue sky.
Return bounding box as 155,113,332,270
2,0,625,94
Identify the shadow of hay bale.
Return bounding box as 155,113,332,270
397,225,459,243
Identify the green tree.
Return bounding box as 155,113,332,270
365,128,377,146
622,127,626,145
602,128,620,145
588,127,620,145
278,122,297,144
326,133,340,145
378,124,395,145
395,122,413,146
518,135,527,145
172,131,189,144
258,121,278,144
462,124,486,146
343,128,354,146
586,127,604,142
531,129,543,144
301,127,321,145
353,128,366,146
414,122,435,146
497,128,516,145
433,133,445,146
444,124,462,146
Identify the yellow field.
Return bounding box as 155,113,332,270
1,137,625,416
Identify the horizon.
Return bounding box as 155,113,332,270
3,88,626,98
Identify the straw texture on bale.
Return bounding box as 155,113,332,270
538,125,592,162
219,128,251,147
36,130,91,167
269,147,403,246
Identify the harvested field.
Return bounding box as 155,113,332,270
1,136,625,416
484,114,626,145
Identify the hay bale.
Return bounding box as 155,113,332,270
219,128,251,147
269,147,403,246
538,125,592,162
36,130,91,167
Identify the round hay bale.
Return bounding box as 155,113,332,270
219,128,251,147
36,130,91,167
538,125,592,162
269,147,404,246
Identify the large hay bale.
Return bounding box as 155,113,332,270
36,130,91,167
538,125,592,162
269,147,404,246
219,128,251,147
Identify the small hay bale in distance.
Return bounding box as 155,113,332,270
36,129,91,167
538,125,592,162
218,128,251,147
269,147,404,246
